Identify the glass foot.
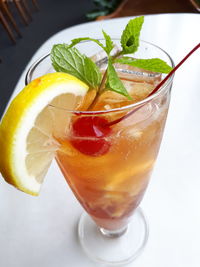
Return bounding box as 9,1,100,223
78,208,149,266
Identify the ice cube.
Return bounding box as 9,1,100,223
91,45,121,70
114,61,162,85
124,128,143,139
92,82,156,111
91,50,162,87
121,79,155,102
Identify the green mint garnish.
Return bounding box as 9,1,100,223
115,57,173,74
50,16,173,108
51,44,102,88
68,32,114,56
120,16,144,54
68,37,105,52
106,59,132,99
102,30,114,55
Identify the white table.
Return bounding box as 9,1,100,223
0,14,200,267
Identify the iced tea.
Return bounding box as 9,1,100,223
54,67,170,230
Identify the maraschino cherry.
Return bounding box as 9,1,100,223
71,116,112,156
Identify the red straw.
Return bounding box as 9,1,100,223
107,43,200,127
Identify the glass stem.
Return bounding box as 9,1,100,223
99,225,128,238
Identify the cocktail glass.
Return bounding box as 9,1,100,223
25,40,174,265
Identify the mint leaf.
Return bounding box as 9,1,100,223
68,37,105,51
51,44,102,88
115,57,172,73
102,30,114,55
84,57,102,87
121,16,144,54
106,59,132,99
69,34,114,56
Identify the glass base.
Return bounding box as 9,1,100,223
78,208,149,266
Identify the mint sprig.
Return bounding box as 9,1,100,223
68,31,114,56
51,44,102,88
50,16,173,108
115,57,173,73
68,37,105,52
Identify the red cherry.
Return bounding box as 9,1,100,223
70,116,112,156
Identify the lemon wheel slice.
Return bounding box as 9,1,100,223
0,73,89,196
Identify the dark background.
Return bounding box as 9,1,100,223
0,0,94,117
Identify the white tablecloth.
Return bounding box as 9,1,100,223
0,14,200,267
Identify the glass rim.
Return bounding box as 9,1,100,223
25,40,175,115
